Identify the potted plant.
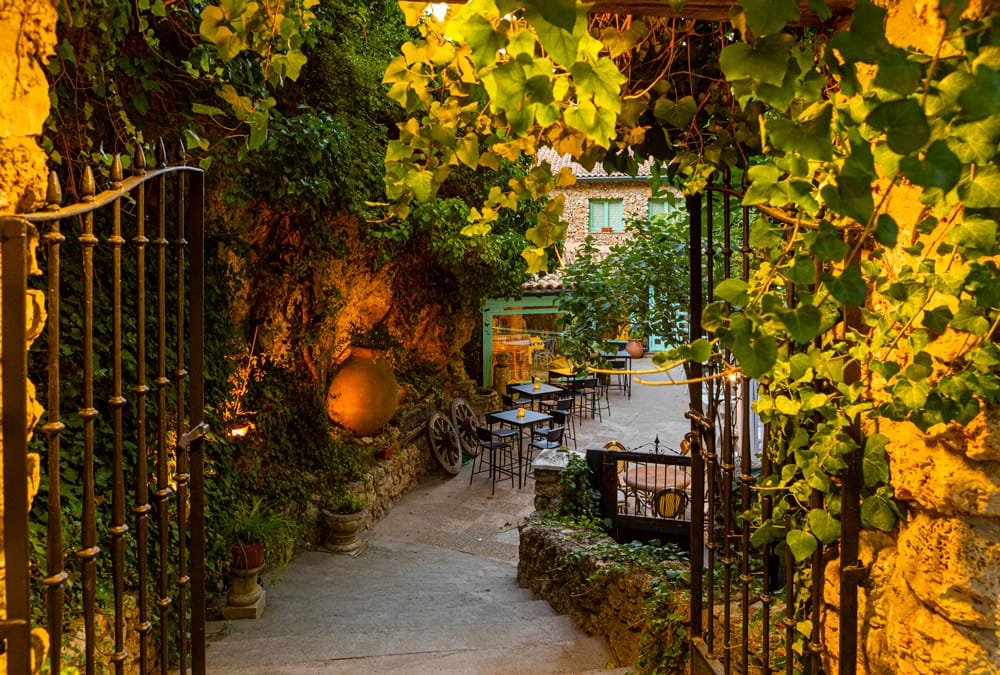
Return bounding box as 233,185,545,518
224,497,295,572
221,498,296,618
321,492,370,555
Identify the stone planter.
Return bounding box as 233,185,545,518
322,507,369,555
327,347,398,437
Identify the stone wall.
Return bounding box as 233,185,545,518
0,0,57,672
517,517,657,667
555,180,651,263
815,3,1000,672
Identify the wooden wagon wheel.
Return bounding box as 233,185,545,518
450,398,480,458
427,412,462,475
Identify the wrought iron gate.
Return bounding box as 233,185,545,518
684,172,863,674
2,141,207,674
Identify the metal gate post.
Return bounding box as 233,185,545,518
1,217,33,675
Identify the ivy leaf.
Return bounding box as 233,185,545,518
782,305,823,344
600,21,649,59
456,135,480,169
867,98,930,154
448,13,507,68
570,58,626,114
861,495,898,531
521,246,548,274
715,278,749,305
957,165,1000,208
892,378,929,409
564,99,616,147
821,265,867,306
654,96,698,129
872,49,923,97
951,302,991,336
904,351,933,380
958,65,1000,122
743,0,800,36
689,338,714,363
786,528,818,562
743,164,782,206
821,174,874,224
830,0,889,63
806,0,833,20
900,140,961,191
948,116,1000,163
525,0,576,31
950,215,998,258
719,34,796,88
785,254,817,286
922,306,953,334
525,5,581,68
768,102,833,160
863,434,891,487
873,214,898,247
726,316,778,379
807,509,841,545
405,170,435,202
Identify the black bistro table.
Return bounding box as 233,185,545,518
508,381,564,410
486,408,552,488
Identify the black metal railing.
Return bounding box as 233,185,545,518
684,174,862,674
2,140,206,674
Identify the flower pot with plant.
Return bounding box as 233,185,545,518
321,493,369,555
221,498,295,618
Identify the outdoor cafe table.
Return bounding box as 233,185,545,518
623,463,691,514
508,382,564,410
486,408,552,489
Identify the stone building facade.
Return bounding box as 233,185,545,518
536,146,679,263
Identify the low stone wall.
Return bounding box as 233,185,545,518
517,517,655,667
517,449,689,670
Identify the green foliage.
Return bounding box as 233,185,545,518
383,7,754,270
547,453,607,531
223,497,297,575
326,493,368,515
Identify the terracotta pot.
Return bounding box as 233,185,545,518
327,347,398,436
230,542,265,571
625,339,644,359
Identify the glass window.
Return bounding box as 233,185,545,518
648,197,680,218
589,199,624,232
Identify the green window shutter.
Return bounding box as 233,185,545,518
610,199,624,232
589,199,606,232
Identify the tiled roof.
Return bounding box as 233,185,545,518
535,146,654,180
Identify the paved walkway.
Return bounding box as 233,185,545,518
206,359,690,673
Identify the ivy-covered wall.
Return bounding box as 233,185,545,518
822,2,1000,671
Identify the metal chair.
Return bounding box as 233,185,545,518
469,426,517,495
650,487,689,519
538,397,575,448
527,425,565,465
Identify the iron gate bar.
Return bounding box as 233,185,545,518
5,149,207,674
134,147,153,674
109,155,129,673
1,217,32,675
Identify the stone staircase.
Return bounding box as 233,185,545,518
206,540,623,674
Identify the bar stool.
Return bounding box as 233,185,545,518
469,426,517,495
